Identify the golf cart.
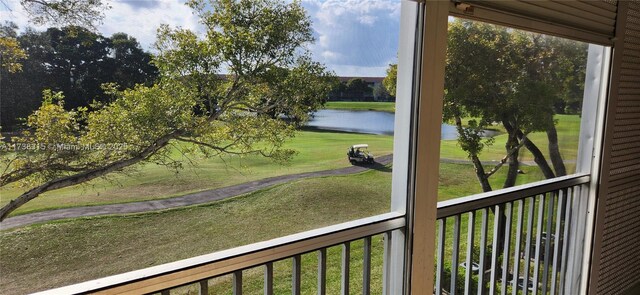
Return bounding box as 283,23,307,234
347,144,374,165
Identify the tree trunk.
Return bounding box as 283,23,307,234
546,123,567,176
471,154,493,192
517,130,556,179
503,132,520,189
454,115,492,192
501,120,521,188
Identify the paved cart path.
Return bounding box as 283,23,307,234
0,155,558,230
0,155,394,230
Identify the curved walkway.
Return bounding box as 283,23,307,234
0,155,566,230
0,155,394,230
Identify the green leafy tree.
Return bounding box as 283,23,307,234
445,19,520,192
0,23,29,133
444,20,586,264
372,83,390,101
0,26,159,130
444,19,585,192
346,78,371,101
328,81,349,100
107,33,159,90
0,0,335,221
0,24,27,73
1,0,110,29
45,26,113,109
1,27,55,131
383,63,397,97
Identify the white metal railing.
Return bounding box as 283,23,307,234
34,212,405,295
33,175,589,295
434,173,590,295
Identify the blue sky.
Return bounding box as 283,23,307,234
1,0,401,77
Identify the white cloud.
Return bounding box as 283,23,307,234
0,0,202,50
1,0,401,76
100,0,202,50
321,50,341,60
302,0,400,77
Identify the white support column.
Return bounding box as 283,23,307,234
389,1,419,294
571,44,611,295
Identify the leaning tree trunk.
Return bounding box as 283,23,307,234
503,131,520,188
546,123,567,176
453,115,493,192
516,130,556,179
471,154,493,192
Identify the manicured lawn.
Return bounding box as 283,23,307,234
0,130,394,216
0,167,393,294
440,114,581,167
324,101,396,113
0,114,579,293
438,163,545,201
0,160,549,294
0,113,579,216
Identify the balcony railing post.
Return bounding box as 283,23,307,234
293,255,301,295
341,242,351,295
264,262,273,295
382,231,392,295
512,199,525,295
451,215,461,295
318,249,327,295
523,196,536,295
199,279,208,295
542,192,556,294
550,189,567,295
435,219,446,295
233,270,242,295
464,211,475,295
489,205,502,295
500,202,512,295
478,208,489,295
363,236,372,295
533,193,546,295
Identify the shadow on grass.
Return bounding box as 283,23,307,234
356,161,392,173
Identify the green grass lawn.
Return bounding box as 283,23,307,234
0,114,579,216
440,115,581,165
0,114,580,293
0,130,394,216
324,101,396,113
0,160,548,294
0,167,393,294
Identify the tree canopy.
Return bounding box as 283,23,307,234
380,19,587,192
0,0,335,220
2,0,109,29
0,23,27,73
444,19,587,191
0,25,159,130
383,63,397,97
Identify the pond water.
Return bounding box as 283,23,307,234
307,109,499,139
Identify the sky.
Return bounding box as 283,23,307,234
0,0,401,77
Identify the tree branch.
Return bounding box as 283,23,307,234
0,131,179,221
484,133,528,178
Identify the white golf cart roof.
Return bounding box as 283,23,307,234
351,144,368,149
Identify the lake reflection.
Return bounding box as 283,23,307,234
307,109,485,140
